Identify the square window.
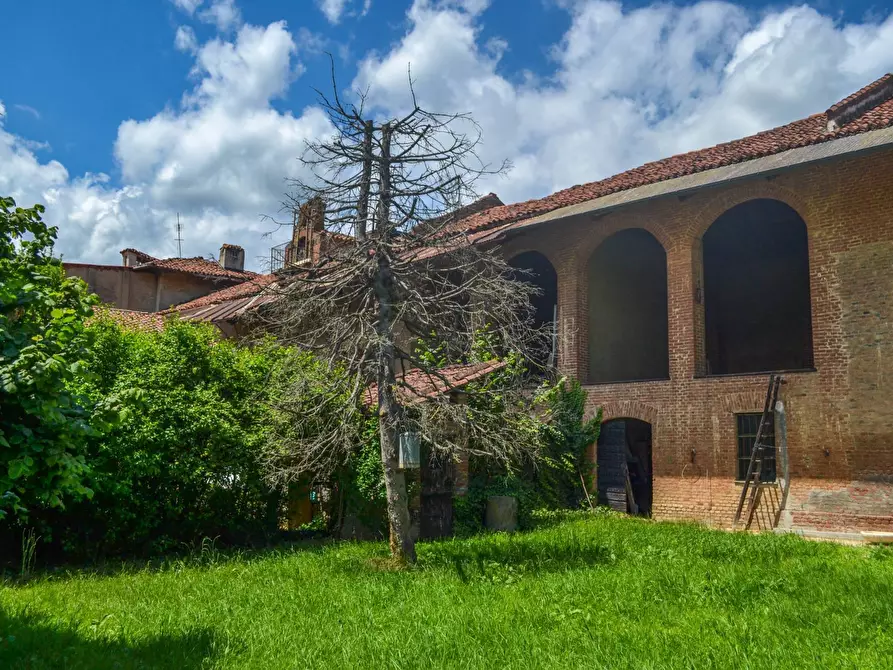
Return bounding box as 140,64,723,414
736,413,776,482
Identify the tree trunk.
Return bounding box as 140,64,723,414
378,388,415,563
373,122,416,564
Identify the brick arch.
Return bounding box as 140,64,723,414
720,389,769,415
588,400,660,426
573,215,673,270
503,246,560,270
685,181,815,242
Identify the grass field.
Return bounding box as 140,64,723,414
2,512,892,669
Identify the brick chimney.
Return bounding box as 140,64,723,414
219,244,245,272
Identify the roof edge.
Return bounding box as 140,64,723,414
479,124,893,242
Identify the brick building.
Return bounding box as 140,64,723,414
65,244,256,313
450,73,893,534
141,73,893,535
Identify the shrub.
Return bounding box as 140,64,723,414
0,197,104,521
7,317,290,561
456,378,601,535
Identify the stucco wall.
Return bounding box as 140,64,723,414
66,264,240,312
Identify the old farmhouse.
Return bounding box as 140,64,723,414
70,73,893,535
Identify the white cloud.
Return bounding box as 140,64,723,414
13,104,41,120
0,19,331,270
317,0,373,24
318,0,349,24
171,0,204,15
3,1,893,273
355,1,893,203
199,0,242,32
174,25,198,53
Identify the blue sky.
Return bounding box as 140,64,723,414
2,0,892,269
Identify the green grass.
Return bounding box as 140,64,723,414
2,512,892,669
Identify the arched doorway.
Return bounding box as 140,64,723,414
702,199,813,375
597,418,652,516
508,251,558,371
587,229,669,383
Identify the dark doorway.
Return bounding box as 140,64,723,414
703,199,813,375
419,447,455,539
508,251,558,371
587,229,669,383
596,418,652,516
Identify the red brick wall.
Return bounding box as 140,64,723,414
499,148,893,532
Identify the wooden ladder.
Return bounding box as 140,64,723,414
733,374,782,530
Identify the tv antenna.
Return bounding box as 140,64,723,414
175,213,183,258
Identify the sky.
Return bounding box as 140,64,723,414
2,0,893,271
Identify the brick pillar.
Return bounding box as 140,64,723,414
454,452,469,496
555,250,586,381
666,238,699,380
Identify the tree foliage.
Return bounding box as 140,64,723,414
0,197,101,520
454,378,601,535
11,317,292,559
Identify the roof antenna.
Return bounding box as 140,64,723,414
175,213,183,258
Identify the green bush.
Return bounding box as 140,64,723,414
456,378,601,535
0,197,107,522
5,317,290,561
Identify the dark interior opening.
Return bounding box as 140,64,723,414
597,418,652,516
587,229,669,383
508,251,558,371
703,199,813,375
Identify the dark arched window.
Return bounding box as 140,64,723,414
508,251,558,371
587,229,669,383
703,199,813,375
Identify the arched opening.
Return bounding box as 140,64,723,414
587,229,669,383
508,251,558,371
703,199,813,375
597,418,652,516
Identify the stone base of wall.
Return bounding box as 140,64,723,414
650,476,893,533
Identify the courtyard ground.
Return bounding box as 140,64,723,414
1,511,891,669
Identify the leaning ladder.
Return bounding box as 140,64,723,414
733,374,782,530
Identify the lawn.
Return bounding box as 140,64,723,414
1,512,892,669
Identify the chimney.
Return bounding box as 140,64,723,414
219,244,245,272
826,73,893,132
298,197,325,233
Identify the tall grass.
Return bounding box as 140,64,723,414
1,512,891,669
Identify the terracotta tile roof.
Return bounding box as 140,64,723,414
135,255,257,280
442,74,893,238
102,308,167,332
364,360,507,407
167,274,277,312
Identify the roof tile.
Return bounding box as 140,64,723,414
135,256,258,280
443,74,893,238
364,360,507,407
166,274,277,312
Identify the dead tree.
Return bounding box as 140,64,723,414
261,70,547,563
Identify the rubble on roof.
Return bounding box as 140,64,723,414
363,360,507,407
102,308,167,332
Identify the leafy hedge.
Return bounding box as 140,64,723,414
454,379,601,536
1,198,103,521
2,317,291,561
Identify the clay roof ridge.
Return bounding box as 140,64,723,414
443,77,893,237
